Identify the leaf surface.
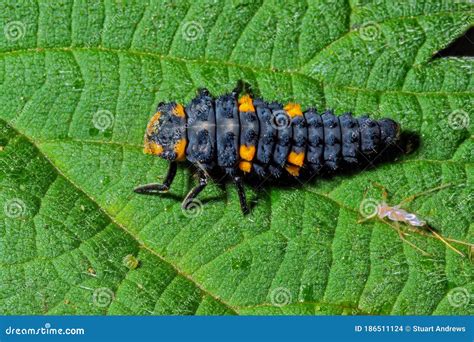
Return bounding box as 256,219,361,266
0,0,473,315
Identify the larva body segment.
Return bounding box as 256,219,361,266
322,111,342,171
215,93,239,172
340,113,360,165
185,90,216,168
135,87,401,214
252,100,275,177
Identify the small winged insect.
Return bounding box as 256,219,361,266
359,182,472,257
134,82,401,214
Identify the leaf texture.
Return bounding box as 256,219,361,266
0,0,473,315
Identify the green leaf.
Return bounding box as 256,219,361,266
0,0,473,315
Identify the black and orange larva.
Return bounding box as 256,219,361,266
134,84,401,214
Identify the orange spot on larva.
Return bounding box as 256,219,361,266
173,104,186,117
238,95,255,112
144,142,163,155
146,112,161,136
239,161,252,173
284,103,302,117
287,151,305,167
240,145,256,161
174,138,187,161
285,164,300,177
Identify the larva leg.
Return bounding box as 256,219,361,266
182,169,208,210
197,87,211,97
231,80,255,98
232,80,244,96
134,162,177,194
233,175,249,215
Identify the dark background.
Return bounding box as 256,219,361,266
434,26,474,58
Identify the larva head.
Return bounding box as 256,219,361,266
144,102,187,161
379,118,401,145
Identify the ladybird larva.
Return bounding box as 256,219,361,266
134,83,401,214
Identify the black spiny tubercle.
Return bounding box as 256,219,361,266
134,82,401,214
